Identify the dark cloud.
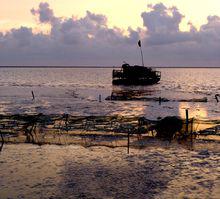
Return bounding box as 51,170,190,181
0,2,220,67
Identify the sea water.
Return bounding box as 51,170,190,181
0,67,219,120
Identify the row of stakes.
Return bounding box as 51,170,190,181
31,90,103,102
31,91,219,103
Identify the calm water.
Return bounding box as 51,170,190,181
0,67,219,120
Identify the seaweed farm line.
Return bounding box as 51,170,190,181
0,114,219,153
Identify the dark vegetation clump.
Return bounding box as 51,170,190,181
155,116,183,140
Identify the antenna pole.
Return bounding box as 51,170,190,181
138,40,144,67
140,46,144,67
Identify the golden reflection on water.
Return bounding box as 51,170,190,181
179,102,208,119
117,102,145,117
178,102,217,131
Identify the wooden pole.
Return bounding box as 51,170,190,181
215,94,219,103
190,118,194,149
159,97,162,105
127,132,130,154
31,91,35,100
186,109,189,135
0,131,4,152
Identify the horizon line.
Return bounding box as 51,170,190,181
0,65,220,68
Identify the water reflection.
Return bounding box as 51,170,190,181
110,85,157,99
115,102,146,117
178,102,218,131
108,86,158,117
179,102,208,119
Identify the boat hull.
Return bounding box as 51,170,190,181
112,77,160,85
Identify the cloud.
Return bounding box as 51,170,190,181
0,3,136,66
141,3,195,46
142,3,183,34
139,3,220,66
0,2,220,67
31,2,55,23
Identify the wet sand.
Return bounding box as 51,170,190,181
0,143,220,199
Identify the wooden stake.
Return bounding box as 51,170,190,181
215,94,219,103
159,97,162,105
127,132,130,154
0,129,4,152
186,109,189,134
31,91,35,100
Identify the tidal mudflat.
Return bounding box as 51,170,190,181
0,142,220,199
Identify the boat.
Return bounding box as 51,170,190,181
112,63,161,85
112,40,161,85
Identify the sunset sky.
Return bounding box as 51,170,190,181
0,0,220,66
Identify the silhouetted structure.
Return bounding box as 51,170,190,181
112,40,161,85
112,63,161,85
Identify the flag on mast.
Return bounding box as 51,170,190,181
138,40,141,47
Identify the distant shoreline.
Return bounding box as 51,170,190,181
0,66,220,68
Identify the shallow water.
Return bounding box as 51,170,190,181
0,67,219,198
0,67,219,120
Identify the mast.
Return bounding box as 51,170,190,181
138,40,144,67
